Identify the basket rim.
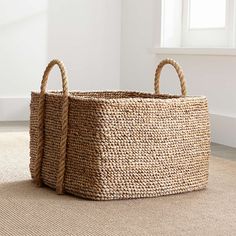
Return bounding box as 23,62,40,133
31,90,207,103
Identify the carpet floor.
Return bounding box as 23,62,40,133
0,131,236,236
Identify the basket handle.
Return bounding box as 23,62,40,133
154,58,187,96
34,59,69,195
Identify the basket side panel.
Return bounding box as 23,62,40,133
64,99,105,198
69,98,211,200
42,95,65,188
29,93,64,189
29,93,39,179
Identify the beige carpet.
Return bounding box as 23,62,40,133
0,131,236,236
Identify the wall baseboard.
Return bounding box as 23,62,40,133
210,113,236,148
0,97,30,121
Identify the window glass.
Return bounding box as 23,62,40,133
189,0,226,29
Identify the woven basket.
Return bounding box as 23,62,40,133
29,58,211,200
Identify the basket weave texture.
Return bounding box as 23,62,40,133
29,58,211,200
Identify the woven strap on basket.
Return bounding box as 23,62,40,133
34,59,69,195
154,58,187,96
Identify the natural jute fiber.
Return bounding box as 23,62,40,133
30,58,211,200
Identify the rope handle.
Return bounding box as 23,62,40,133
34,59,69,195
154,58,187,96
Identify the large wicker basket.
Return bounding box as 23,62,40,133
29,58,211,200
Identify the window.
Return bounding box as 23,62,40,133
161,0,235,48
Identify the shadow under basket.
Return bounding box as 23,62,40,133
29,59,211,200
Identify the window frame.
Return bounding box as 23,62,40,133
157,0,236,55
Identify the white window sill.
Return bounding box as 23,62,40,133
151,47,236,56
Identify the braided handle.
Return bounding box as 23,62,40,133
154,58,187,96
34,59,69,195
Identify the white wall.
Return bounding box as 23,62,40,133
0,0,121,121
47,0,121,92
0,0,48,120
121,0,236,147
